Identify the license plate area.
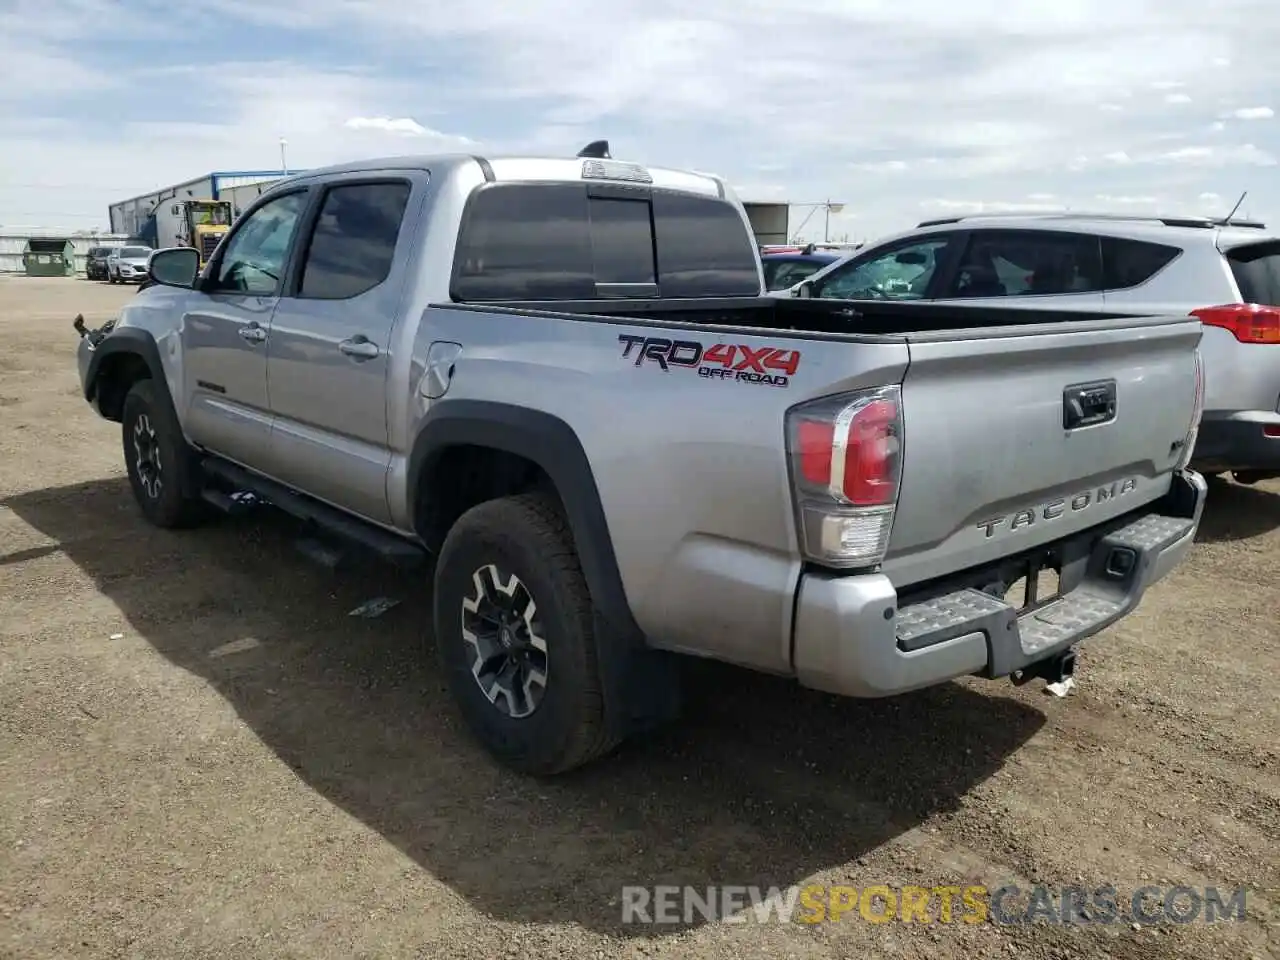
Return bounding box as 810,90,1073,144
1003,551,1062,615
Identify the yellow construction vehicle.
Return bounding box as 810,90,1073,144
135,199,233,269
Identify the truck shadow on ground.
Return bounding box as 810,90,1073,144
1195,476,1280,543
8,478,1049,937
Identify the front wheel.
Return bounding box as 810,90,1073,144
432,493,618,775
120,380,206,529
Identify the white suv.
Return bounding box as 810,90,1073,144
787,213,1280,483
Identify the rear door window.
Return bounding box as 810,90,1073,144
297,181,412,300
943,231,1103,298
1099,237,1181,290
451,182,759,300
1223,240,1280,305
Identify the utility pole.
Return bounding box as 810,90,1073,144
280,137,289,176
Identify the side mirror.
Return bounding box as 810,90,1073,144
795,280,814,299
148,247,201,289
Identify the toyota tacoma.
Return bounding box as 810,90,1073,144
74,143,1208,775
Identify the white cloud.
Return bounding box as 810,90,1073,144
1156,144,1277,166
919,198,1064,214
1094,193,1159,204
346,117,421,136
1231,106,1275,120
1199,191,1222,201
1,0,1278,241
1165,93,1193,104
850,159,910,173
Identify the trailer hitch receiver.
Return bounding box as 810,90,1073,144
1010,648,1077,689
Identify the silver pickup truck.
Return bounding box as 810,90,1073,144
74,143,1208,775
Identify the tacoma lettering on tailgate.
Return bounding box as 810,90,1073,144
976,477,1139,539
618,334,800,388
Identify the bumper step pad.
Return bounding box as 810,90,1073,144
894,512,1196,674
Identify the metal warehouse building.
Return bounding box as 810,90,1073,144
107,170,300,238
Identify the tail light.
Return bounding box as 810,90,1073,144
1175,348,1205,471
1190,303,1280,343
785,386,903,567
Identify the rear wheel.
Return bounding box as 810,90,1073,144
432,493,618,775
121,380,206,529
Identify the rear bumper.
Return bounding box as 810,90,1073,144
1190,410,1280,474
791,470,1207,698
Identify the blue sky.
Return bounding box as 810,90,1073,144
2,0,1279,241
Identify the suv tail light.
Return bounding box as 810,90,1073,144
785,386,903,567
1190,303,1280,343
1175,348,1205,471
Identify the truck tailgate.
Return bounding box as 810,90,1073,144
883,315,1202,588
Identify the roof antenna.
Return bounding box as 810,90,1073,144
577,140,611,159
1222,190,1247,225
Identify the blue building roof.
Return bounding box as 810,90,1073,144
111,170,307,209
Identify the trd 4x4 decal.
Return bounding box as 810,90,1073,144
618,334,800,388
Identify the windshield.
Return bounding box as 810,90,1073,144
121,247,152,258
190,204,231,226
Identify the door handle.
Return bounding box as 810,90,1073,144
1062,380,1117,430
339,335,380,360
238,323,267,344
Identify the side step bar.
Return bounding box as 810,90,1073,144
199,457,429,569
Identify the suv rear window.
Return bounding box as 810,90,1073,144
1100,237,1181,290
451,182,760,301
1223,240,1280,305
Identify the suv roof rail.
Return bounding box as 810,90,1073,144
915,211,1268,230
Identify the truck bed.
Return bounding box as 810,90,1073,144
428,295,1202,591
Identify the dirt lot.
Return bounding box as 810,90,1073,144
0,275,1276,960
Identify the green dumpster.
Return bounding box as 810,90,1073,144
23,238,75,278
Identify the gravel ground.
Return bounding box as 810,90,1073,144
1,276,1277,960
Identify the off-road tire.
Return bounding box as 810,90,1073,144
433,493,619,776
121,379,206,529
